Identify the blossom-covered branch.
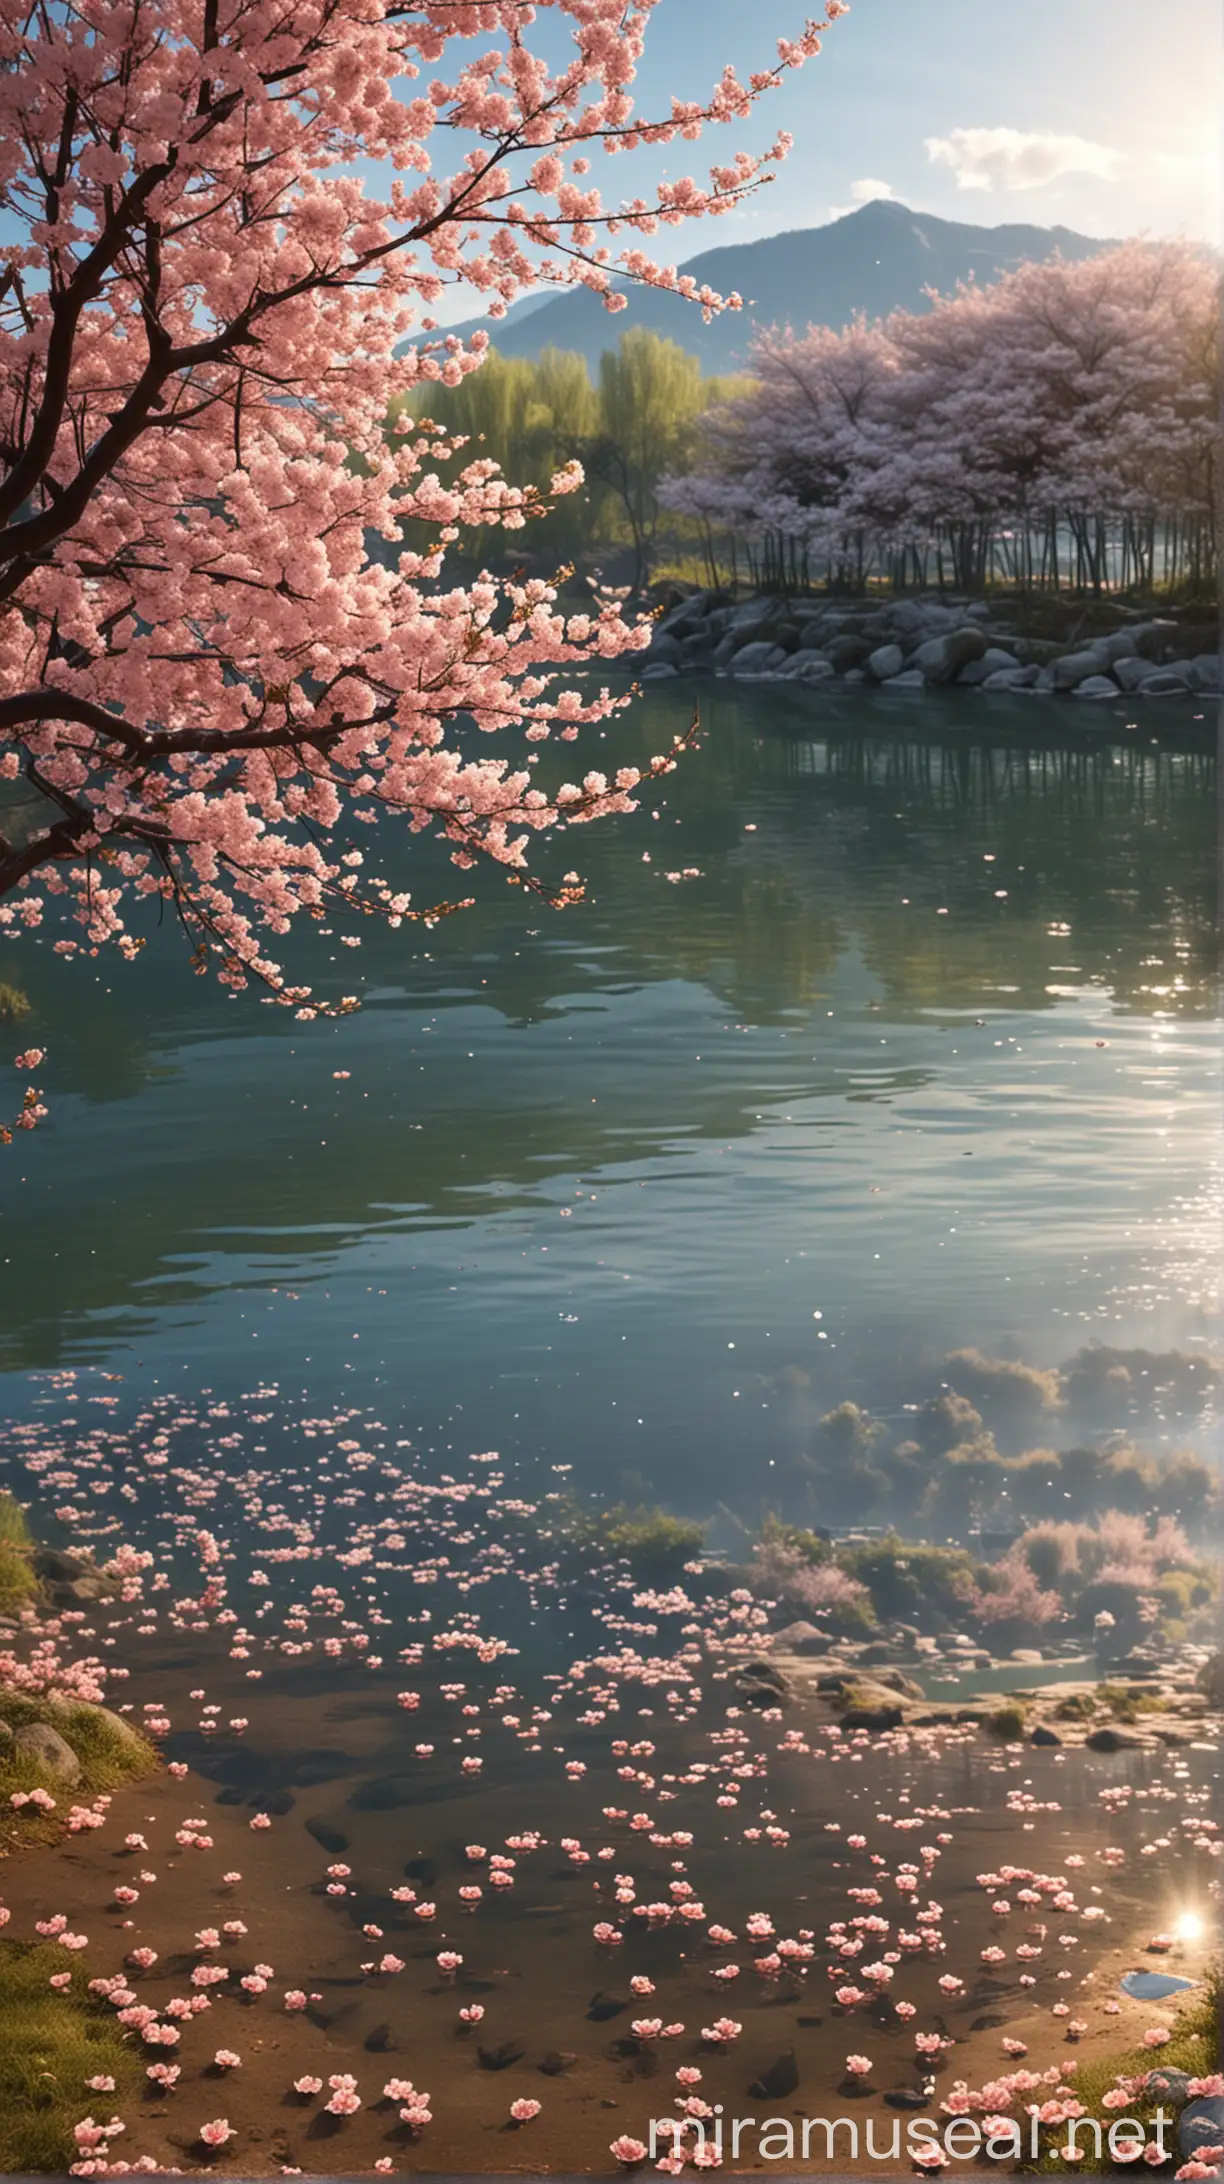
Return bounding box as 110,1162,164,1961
0,0,848,1009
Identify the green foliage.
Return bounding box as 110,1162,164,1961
544,1496,705,1578
0,1941,138,2172
389,330,736,587
596,1504,706,1577
587,329,710,586
1097,1684,1164,1723
835,1534,978,1624
1053,1692,1097,1721
1157,1567,1214,1616
0,1494,30,1547
912,1392,987,1457
985,1702,1027,1740
757,1517,834,1568
942,1348,1063,1421
821,1594,878,1637
815,1404,886,1459
0,1495,36,1614
0,982,30,1021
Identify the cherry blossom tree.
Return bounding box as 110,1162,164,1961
664,241,1219,596
0,0,848,1033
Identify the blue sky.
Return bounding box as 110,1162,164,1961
621,0,1220,244
418,0,1221,322
419,0,1218,325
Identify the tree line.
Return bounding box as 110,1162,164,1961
661,240,1219,599
398,242,1220,604
389,330,749,593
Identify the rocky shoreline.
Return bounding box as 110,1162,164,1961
637,589,1221,705
743,1624,1223,1746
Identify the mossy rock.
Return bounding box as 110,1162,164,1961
986,1703,1028,1740
12,1722,80,1784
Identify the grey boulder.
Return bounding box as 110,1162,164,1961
729,641,788,676
728,596,781,632
778,649,836,681
887,600,959,639
821,633,876,673
957,647,1019,685
866,643,905,682
1137,666,1192,696
1072,675,1120,702
982,665,1040,691
1179,2098,1224,2160
83,1704,150,1759
1093,630,1139,665
1147,2069,1194,2109
14,1720,82,1783
773,1621,835,1655
841,1702,905,1731
1053,649,1111,691
911,627,988,683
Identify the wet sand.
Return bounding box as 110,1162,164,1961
0,1386,1218,2174
2,1626,1217,2176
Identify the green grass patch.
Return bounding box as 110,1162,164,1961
1073,1976,1218,2114
1098,1684,1166,1724
596,1504,706,1576
986,1701,1028,1740
0,1939,139,2171
1054,1692,1097,1722
542,1496,706,1577
0,1494,38,1615
1032,1974,1220,2173
0,1697,156,1849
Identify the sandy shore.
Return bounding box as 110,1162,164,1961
1,1621,1216,2176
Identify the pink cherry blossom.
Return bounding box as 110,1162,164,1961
0,0,846,1043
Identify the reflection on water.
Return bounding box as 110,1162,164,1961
0,689,1218,1513
1120,1972,1197,2000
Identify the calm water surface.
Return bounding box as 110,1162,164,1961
2,686,1218,1511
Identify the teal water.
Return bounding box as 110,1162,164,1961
1,686,1218,1512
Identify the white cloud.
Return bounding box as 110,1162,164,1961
827,176,899,221
924,126,1120,194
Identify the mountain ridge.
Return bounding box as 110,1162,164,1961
406,200,1115,376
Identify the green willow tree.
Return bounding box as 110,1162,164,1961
585,328,710,591
391,330,742,590
389,346,598,562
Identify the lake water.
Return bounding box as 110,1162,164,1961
2,685,1219,1518
0,688,1220,2176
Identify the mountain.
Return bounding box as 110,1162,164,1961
415,200,1113,375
